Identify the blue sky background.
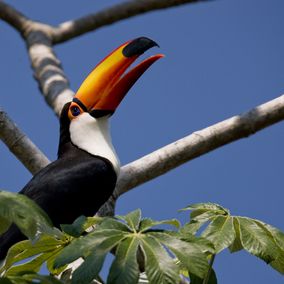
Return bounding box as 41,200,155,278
1,0,284,283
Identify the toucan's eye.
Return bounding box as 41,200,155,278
70,106,81,116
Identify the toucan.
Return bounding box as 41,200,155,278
0,37,163,260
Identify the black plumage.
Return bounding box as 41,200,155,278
0,103,117,260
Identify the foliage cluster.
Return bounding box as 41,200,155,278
0,191,283,284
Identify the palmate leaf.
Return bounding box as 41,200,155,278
71,233,128,284
0,191,55,239
181,203,229,222
117,209,142,231
189,268,217,284
0,278,13,284
0,216,11,236
53,211,198,284
0,234,68,275
184,202,284,277
229,216,284,274
139,218,180,232
61,215,102,237
258,221,284,274
5,249,61,277
237,217,279,263
54,217,130,269
54,229,127,269
149,232,210,279
107,237,140,284
248,219,284,274
140,235,180,284
5,273,63,284
228,217,243,253
201,216,235,253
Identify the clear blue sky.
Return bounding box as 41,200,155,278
1,0,284,283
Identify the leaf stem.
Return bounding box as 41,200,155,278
202,254,215,284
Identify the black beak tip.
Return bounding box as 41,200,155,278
122,37,159,57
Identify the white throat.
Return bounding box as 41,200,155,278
69,113,120,175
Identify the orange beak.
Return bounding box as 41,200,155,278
71,37,164,118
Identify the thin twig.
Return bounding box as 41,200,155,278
0,0,30,35
51,0,209,44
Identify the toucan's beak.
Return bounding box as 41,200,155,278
72,37,164,117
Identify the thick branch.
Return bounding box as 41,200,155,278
0,1,73,116
24,25,74,116
51,0,208,44
0,107,50,174
114,94,284,197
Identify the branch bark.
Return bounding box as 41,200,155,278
0,1,74,116
0,107,50,174
24,24,74,116
0,1,29,36
0,0,208,116
114,94,284,197
51,0,209,44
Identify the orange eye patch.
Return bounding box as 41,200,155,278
68,102,84,120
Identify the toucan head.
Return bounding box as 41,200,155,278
67,36,163,120
58,37,163,171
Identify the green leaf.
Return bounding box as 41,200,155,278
107,237,140,284
71,250,106,284
0,191,55,239
139,218,180,232
178,227,215,255
255,221,284,251
5,249,60,276
252,220,284,274
202,216,235,253
1,234,68,274
228,217,243,253
190,268,217,284
179,221,204,235
140,235,180,284
181,203,229,218
97,217,131,232
0,278,13,284
150,232,209,279
270,252,284,274
21,273,63,284
0,216,12,235
72,233,127,284
118,209,142,231
237,217,279,263
46,248,68,276
61,215,102,237
54,229,126,269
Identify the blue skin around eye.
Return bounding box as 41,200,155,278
71,106,81,116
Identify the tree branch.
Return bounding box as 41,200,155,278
51,0,208,44
0,0,30,35
0,0,209,115
24,24,74,116
114,94,284,197
0,1,74,116
0,107,50,174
